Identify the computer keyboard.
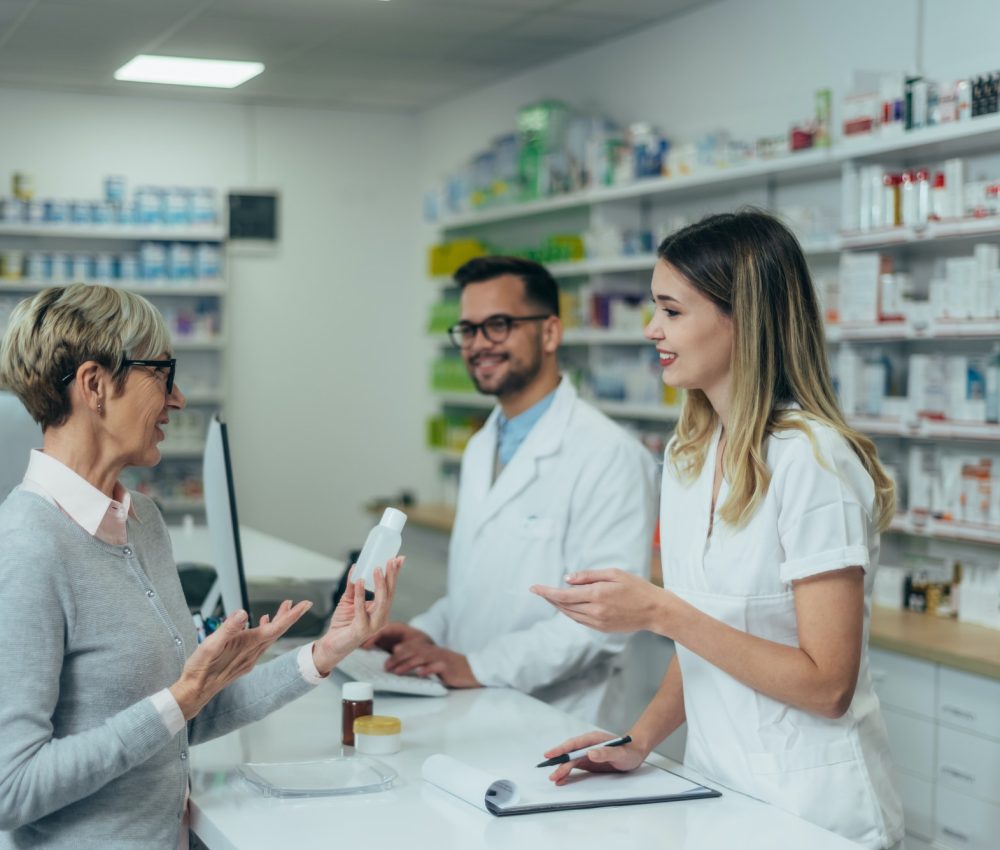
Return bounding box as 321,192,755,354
336,648,449,697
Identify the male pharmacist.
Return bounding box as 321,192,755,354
367,256,657,723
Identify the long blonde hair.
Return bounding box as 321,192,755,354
661,209,895,532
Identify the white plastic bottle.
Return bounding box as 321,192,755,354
354,508,407,593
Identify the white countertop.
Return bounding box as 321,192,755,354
189,673,863,850
168,524,346,585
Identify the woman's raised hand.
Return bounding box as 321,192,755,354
311,556,404,675
170,599,313,720
531,568,666,635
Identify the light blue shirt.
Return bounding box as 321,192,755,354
496,387,557,466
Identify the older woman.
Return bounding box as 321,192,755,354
0,283,401,849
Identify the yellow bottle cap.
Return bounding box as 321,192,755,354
354,715,402,736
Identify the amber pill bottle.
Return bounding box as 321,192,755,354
341,682,374,746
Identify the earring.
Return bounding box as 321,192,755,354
97,402,104,414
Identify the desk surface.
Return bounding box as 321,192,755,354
168,525,346,584
190,674,862,850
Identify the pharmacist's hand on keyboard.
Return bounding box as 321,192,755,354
384,640,481,689
312,557,404,676
362,621,433,653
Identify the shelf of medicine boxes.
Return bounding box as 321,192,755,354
0,223,226,241
826,319,1000,343
1,279,227,297
434,390,682,423
435,113,1000,232
431,241,839,286
839,215,1000,252
847,415,1000,442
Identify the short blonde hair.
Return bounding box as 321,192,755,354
0,284,172,429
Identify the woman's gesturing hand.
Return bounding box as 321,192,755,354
170,600,313,720
531,568,667,635
311,557,404,676
542,731,648,785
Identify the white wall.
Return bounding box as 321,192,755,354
226,103,434,558
0,86,434,559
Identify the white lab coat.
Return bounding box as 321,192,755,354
662,416,904,850
411,377,657,723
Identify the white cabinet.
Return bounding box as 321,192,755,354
883,707,936,778
937,726,1000,803
872,645,1000,846
937,667,1000,741
934,785,1000,850
871,647,937,718
895,770,935,841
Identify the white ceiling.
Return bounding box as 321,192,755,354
0,0,710,111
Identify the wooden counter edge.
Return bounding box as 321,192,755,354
366,502,456,534
870,605,1000,681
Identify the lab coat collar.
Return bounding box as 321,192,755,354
468,376,576,534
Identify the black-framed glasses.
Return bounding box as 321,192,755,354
123,358,177,394
59,357,177,395
448,313,552,348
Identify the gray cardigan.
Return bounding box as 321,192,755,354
0,488,316,848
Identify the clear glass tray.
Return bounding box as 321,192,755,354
239,755,396,797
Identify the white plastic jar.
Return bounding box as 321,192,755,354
353,715,402,755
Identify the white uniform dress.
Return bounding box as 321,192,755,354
661,416,904,850
412,377,657,724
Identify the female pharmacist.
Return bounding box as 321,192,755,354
532,210,904,850
0,283,402,849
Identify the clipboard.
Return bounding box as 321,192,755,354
421,754,720,816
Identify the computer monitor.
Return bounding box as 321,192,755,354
201,415,251,624
0,391,41,500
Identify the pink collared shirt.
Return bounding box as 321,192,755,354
20,450,327,848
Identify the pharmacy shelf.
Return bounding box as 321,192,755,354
431,243,833,285
439,148,840,229
890,512,1000,547
562,328,646,345
592,400,681,421
848,416,1000,441
0,279,226,296
827,319,1000,342
0,223,226,241
800,235,843,256
431,391,679,422
436,115,1000,232
548,254,657,276
840,215,1000,251
839,112,1000,163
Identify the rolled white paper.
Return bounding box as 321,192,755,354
421,754,519,811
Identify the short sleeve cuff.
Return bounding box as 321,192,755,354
780,544,870,584
297,642,327,685
150,688,186,737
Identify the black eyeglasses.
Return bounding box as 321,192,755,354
124,358,177,394
60,357,177,394
448,314,551,348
